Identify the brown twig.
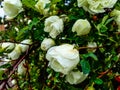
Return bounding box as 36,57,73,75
97,69,111,78
114,32,120,35
77,46,104,50
97,57,120,78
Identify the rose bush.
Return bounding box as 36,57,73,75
0,0,120,90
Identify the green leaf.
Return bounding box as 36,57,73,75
16,26,29,41
0,48,4,56
83,53,98,61
102,15,108,24
80,60,90,74
100,25,108,33
44,86,52,90
94,78,103,85
69,15,78,21
29,18,39,30
112,56,119,61
105,18,114,25
51,0,61,4
68,85,82,90
0,70,4,80
55,72,60,78
44,3,51,9
22,0,36,11
0,64,11,69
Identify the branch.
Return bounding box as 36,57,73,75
0,49,29,89
97,57,120,78
77,46,104,50
97,69,111,78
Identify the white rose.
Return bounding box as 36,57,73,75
46,44,80,74
18,39,32,53
35,0,50,16
87,42,97,52
8,45,21,60
1,42,15,51
2,0,23,20
41,38,55,51
44,16,64,38
72,19,91,36
17,59,27,75
77,0,117,14
66,70,88,84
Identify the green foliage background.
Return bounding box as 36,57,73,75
0,0,120,90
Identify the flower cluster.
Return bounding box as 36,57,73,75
1,39,32,60
0,39,32,75
45,44,89,84
0,0,120,89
